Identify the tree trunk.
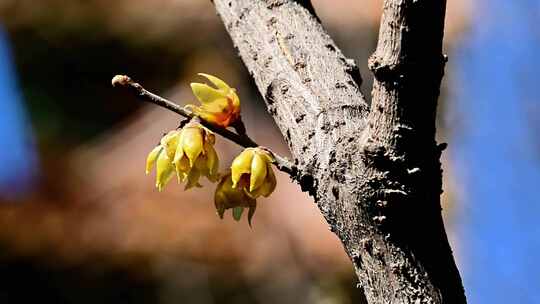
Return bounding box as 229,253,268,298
212,0,466,303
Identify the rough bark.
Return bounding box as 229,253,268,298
213,0,466,303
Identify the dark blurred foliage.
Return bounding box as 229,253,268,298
0,1,469,303
0,247,366,304
4,3,214,146
0,248,158,304
12,28,176,144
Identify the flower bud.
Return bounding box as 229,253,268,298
189,73,240,127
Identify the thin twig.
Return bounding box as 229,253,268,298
112,75,296,175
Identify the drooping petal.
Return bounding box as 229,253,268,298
146,146,162,174
173,130,185,163
174,155,190,182
181,127,204,166
184,168,202,190
249,163,277,198
214,188,227,219
260,163,277,197
156,150,175,191
213,173,256,222
249,152,267,192
184,151,210,183
160,130,180,159
231,148,254,188
204,143,219,181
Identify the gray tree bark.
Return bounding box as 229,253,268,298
212,0,466,303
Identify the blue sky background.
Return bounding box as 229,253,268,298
0,28,37,198
454,0,540,303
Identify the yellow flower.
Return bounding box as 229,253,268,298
231,148,276,198
189,73,240,127
214,172,257,225
145,130,178,191
145,121,219,191
173,121,219,189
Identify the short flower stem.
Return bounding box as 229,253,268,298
112,75,296,175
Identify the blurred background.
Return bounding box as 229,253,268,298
0,1,537,303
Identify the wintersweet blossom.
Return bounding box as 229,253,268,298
145,121,219,191
173,121,219,189
146,131,177,191
231,147,276,198
189,73,240,127
214,172,257,225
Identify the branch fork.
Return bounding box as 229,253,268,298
111,0,467,301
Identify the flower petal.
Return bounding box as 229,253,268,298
189,74,241,127
184,168,201,190
160,130,180,159
173,131,185,163
190,83,227,108
259,149,275,163
214,173,256,221
249,152,267,192
228,90,241,109
174,155,190,182
214,189,227,219
156,150,174,191
205,143,219,181
260,164,277,197
181,127,204,167
231,148,254,188
197,73,231,92
146,146,162,174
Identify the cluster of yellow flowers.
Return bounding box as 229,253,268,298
146,120,219,191
145,74,276,225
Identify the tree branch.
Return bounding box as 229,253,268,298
213,0,369,164
362,0,466,302
210,0,466,303
111,75,295,175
